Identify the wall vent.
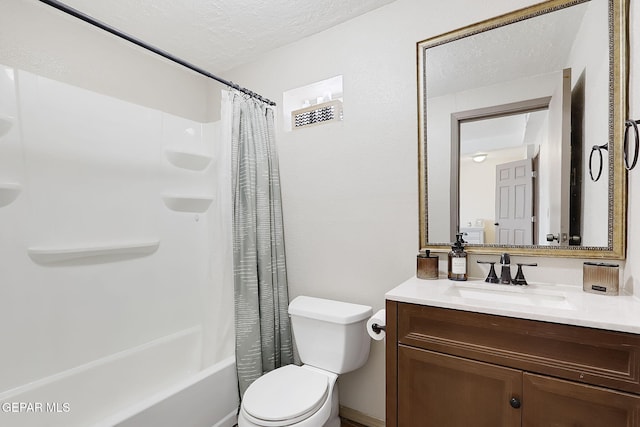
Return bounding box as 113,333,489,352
292,100,343,130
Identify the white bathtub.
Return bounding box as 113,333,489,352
0,327,239,427
99,357,238,427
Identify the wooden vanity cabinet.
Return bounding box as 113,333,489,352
386,301,640,427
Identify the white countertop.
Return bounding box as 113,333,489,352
386,276,640,334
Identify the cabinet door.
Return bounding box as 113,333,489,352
523,373,640,427
398,345,522,426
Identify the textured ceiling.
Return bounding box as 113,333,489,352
58,0,396,74
425,2,589,98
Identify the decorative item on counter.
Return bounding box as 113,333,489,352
448,233,467,281
583,262,620,295
417,249,439,280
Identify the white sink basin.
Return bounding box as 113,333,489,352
445,282,575,310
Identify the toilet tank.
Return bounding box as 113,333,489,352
288,296,373,374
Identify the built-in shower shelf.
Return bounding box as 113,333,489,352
0,114,15,138
0,183,21,207
164,149,212,171
162,195,214,213
27,240,160,264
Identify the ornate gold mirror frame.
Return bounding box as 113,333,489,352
417,0,628,259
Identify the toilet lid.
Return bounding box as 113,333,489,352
243,365,329,424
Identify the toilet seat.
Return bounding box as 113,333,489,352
242,365,329,426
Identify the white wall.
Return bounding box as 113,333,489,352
0,0,234,403
626,0,640,297
223,0,638,421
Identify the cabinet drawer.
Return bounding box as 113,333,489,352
397,303,640,394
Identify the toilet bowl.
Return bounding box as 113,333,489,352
238,365,339,427
237,296,372,427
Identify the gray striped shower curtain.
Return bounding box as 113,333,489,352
223,91,294,397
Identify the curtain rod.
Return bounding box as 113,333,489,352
38,0,276,106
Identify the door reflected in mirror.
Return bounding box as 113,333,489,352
460,110,547,245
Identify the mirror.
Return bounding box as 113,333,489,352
418,0,627,259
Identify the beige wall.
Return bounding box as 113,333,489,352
224,0,640,421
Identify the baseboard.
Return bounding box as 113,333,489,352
339,405,385,427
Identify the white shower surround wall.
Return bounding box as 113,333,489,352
0,62,236,426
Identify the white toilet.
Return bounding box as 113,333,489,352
238,295,373,427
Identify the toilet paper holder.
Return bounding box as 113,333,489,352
371,323,386,334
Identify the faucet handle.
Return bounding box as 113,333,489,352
477,260,499,283
512,263,538,286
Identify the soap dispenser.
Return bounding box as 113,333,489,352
448,233,468,281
